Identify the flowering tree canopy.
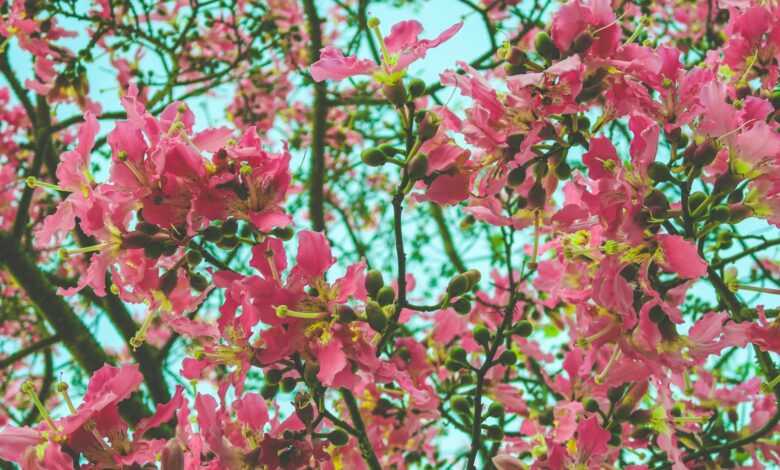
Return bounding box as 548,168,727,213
1,0,780,468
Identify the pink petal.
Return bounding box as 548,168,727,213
310,46,376,82
315,339,347,386
294,230,335,279
657,234,707,279
385,20,423,53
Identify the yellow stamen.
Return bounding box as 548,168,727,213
594,345,621,385
22,382,58,432
275,305,325,320
130,311,158,350
25,176,67,193
59,242,109,258
56,382,77,414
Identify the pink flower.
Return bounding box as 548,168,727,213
582,137,620,180
657,234,707,279
310,19,462,83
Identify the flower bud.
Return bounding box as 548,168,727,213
687,191,707,212
487,402,505,418
506,133,525,151
728,204,752,223
408,78,426,98
450,347,467,363
294,391,314,426
507,166,526,187
189,273,208,292
418,112,441,141
507,47,527,66
498,350,517,366
281,376,297,393
473,325,491,347
452,297,471,315
648,162,671,183
361,147,386,167
376,286,395,306
534,31,559,61
383,81,408,107
365,301,387,332
527,181,546,209
464,269,482,288
328,429,349,446
690,140,717,167
554,161,571,180
709,204,730,222
451,395,470,414
408,153,428,180
365,270,384,297
185,250,203,267
337,304,358,323
160,270,178,295
447,274,470,297
584,398,600,413
512,320,533,337
629,409,651,425
266,368,283,383
261,383,279,399
770,88,780,110
271,226,294,240
713,172,739,196
570,31,593,54
379,143,401,157
486,425,504,441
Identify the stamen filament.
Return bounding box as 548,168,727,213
21,382,58,432
59,242,109,258
56,382,77,414
734,284,780,296
130,311,158,350
25,176,67,193
275,305,325,320
594,345,622,385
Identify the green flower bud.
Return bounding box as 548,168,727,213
365,270,384,297
512,320,533,338
507,166,526,187
449,347,467,363
451,395,470,414
281,376,298,393
487,402,505,418
408,153,429,180
221,218,238,236
383,81,408,107
376,286,396,306
473,325,491,347
498,350,517,366
260,383,279,399
534,31,559,61
445,359,463,372
328,429,350,446
629,409,651,425
554,161,572,180
185,250,203,267
452,297,472,315
408,78,426,98
648,162,671,183
485,425,504,441
710,204,730,222
266,368,283,384
365,301,387,332
464,269,482,288
447,274,470,298
570,31,593,54
271,226,294,240
189,272,208,292
584,398,600,413
687,191,707,212
203,225,222,242
379,143,401,157
361,147,386,167
337,304,358,323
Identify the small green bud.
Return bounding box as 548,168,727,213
570,31,593,54
365,270,384,297
710,204,730,222
383,81,408,107
185,250,203,266
554,161,572,180
266,368,283,384
534,31,559,61
473,325,491,347
445,359,463,372
376,286,396,306
447,274,470,298
328,429,349,446
452,297,471,315
485,425,504,441
365,301,387,332
464,269,482,288
408,78,426,98
512,320,533,338
648,162,671,183
271,226,294,240
337,305,358,323
378,143,401,157
281,376,297,393
487,402,505,418
260,383,279,399
498,350,517,366
451,395,470,414
408,153,429,180
687,191,707,212
189,272,208,292
361,147,386,167
221,218,238,236
449,347,467,363
584,398,600,413
203,225,222,242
